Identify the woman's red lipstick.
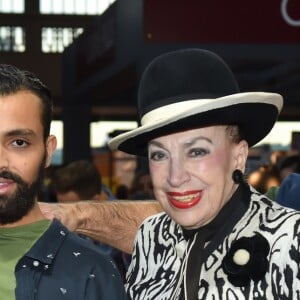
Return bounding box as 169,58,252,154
167,190,203,209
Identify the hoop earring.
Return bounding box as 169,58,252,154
232,169,244,184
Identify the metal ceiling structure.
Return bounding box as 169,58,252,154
63,0,300,121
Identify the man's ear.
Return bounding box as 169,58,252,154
45,135,57,167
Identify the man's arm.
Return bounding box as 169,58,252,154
40,200,162,254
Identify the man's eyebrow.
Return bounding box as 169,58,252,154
5,129,36,138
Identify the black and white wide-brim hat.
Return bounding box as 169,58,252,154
109,48,283,156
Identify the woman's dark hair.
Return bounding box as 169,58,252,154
0,64,52,141
226,125,245,144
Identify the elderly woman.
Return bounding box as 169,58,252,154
107,48,300,299
42,49,300,299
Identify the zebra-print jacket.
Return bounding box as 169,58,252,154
125,188,300,300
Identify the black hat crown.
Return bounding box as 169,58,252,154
138,49,240,120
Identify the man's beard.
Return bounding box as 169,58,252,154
0,155,46,225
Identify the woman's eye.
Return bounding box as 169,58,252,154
189,148,209,157
149,151,166,161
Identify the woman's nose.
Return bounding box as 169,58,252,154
167,159,190,187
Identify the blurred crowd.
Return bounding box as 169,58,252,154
247,149,300,194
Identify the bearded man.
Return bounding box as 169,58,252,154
0,64,127,300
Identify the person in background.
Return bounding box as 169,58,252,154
42,48,300,299
250,152,300,201
52,159,129,279
52,160,103,203
115,184,129,199
275,172,300,210
0,64,126,300
247,164,281,194
277,153,300,181
38,165,58,202
265,154,300,206
128,170,154,200
269,149,287,166
101,182,118,200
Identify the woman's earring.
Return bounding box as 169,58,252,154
232,169,244,184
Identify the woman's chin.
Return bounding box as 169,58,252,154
169,212,204,230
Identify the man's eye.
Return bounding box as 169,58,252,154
13,140,28,147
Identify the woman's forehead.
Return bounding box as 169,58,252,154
147,127,233,152
151,125,228,142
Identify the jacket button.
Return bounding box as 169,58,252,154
33,261,40,267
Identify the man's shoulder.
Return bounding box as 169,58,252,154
51,219,111,259
44,220,122,279
31,220,126,300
